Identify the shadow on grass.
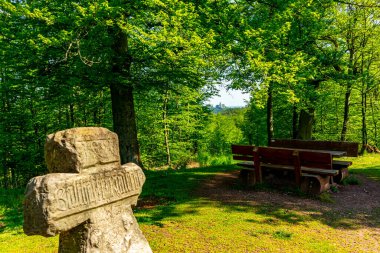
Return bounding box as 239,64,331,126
135,165,238,227
350,166,380,181
0,165,237,232
135,165,313,227
309,207,380,229
140,164,237,200
135,164,380,231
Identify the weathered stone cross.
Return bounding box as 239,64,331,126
23,127,152,253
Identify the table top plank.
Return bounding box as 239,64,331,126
269,147,347,157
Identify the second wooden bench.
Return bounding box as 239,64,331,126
232,145,339,194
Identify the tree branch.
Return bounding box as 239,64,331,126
333,0,380,8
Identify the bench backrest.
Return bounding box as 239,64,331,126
256,147,297,166
298,151,332,170
270,139,359,157
255,147,301,185
231,145,255,161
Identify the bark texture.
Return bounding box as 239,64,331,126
110,84,142,166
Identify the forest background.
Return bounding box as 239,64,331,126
1,0,380,188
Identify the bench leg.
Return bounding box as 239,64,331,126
300,175,330,194
240,169,256,186
333,168,349,183
254,166,262,184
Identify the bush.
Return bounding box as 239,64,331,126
197,152,233,166
342,175,360,186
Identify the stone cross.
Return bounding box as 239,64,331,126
23,127,152,253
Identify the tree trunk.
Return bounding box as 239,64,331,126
342,19,357,141
340,86,351,141
296,109,314,140
110,83,142,167
70,103,75,127
162,91,171,166
370,95,378,147
2,157,8,189
296,80,320,140
10,166,16,188
109,25,142,167
1,70,9,188
292,105,298,139
65,108,70,128
247,134,253,145
267,84,273,145
360,89,367,154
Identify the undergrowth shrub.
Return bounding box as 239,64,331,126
342,175,360,185
197,152,233,166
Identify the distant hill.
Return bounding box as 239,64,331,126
208,103,246,114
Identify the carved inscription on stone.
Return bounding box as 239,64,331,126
52,167,144,217
24,163,146,236
40,165,145,220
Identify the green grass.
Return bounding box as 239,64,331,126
1,154,380,252
341,175,360,185
345,153,380,180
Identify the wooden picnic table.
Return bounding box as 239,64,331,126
268,139,358,182
231,145,346,193
269,139,358,157
270,147,347,158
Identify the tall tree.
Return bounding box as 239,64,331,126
17,0,215,166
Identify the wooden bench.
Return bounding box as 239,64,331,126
298,150,337,194
232,145,339,194
231,145,255,185
255,147,338,194
269,139,359,182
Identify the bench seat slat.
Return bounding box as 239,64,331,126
236,161,254,168
332,160,353,166
261,163,338,176
301,167,339,176
261,163,294,170
233,155,254,161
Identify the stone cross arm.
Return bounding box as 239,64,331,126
24,163,145,237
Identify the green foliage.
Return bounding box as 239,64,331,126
318,192,335,203
199,108,245,157
272,230,293,240
330,185,339,193
342,175,360,186
197,153,233,167
136,86,211,168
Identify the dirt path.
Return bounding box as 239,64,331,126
197,171,380,225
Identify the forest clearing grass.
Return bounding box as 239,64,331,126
1,155,380,252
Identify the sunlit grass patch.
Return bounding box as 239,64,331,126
0,188,58,253
0,229,58,253
136,199,348,253
349,154,380,180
